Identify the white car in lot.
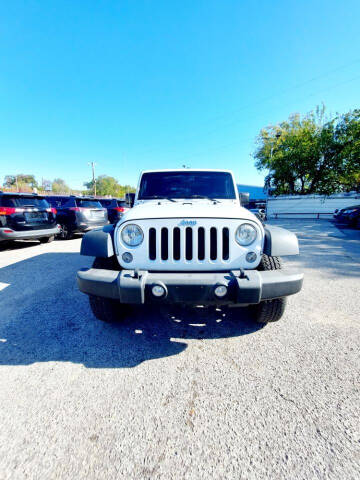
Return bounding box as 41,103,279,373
77,169,303,325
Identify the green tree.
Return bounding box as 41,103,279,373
3,174,38,190
335,109,360,191
254,106,360,195
52,178,70,193
84,175,135,197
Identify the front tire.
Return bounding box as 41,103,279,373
88,256,130,323
250,254,286,324
39,235,54,244
250,297,287,324
57,224,73,240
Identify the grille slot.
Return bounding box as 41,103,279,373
148,224,231,263
149,228,156,260
222,227,229,260
161,228,168,260
173,227,181,260
185,227,193,260
210,227,217,260
198,227,205,260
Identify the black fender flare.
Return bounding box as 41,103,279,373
263,225,299,256
80,224,115,258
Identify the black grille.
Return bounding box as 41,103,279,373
148,226,230,262
198,227,205,260
210,227,217,260
161,228,168,260
222,227,229,260
185,227,193,260
173,227,180,260
149,228,156,260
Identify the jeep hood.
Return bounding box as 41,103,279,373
120,201,260,223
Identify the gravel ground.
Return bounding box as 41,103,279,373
0,220,359,480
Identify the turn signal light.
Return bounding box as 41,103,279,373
214,285,227,297
152,285,165,297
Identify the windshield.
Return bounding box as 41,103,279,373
2,196,50,209
76,199,103,208
138,171,236,200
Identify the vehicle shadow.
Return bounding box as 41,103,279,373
0,252,262,369
0,240,41,251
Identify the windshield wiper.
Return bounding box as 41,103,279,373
143,195,177,202
189,195,220,203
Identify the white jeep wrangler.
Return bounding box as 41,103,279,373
77,169,303,324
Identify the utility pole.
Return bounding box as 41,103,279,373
88,162,97,196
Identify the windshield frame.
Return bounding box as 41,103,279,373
137,171,237,201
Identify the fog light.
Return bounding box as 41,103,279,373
122,252,133,263
152,285,165,297
214,285,227,297
246,252,257,263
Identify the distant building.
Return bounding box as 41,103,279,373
237,184,267,201
267,192,360,219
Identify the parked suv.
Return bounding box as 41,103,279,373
47,196,109,239
98,198,130,224
77,169,303,326
0,192,59,244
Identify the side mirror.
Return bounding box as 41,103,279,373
239,192,249,207
125,192,135,207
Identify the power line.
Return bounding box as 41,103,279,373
134,57,360,157
175,74,360,164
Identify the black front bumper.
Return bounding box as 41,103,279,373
77,268,303,305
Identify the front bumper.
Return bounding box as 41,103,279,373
0,225,60,241
77,268,303,305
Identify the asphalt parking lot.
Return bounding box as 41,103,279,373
0,220,359,480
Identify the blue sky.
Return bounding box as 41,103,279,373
1,0,360,190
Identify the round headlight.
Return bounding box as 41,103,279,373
121,224,144,246
235,223,257,246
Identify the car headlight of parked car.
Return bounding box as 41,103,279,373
121,224,144,246
235,223,257,246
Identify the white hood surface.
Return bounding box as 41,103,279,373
119,200,260,224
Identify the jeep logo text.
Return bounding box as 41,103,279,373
178,220,197,226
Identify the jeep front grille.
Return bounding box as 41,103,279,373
148,226,230,262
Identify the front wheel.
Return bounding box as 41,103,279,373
88,256,130,323
249,254,287,324
57,224,73,240
250,298,287,324
89,295,130,323
39,235,54,244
